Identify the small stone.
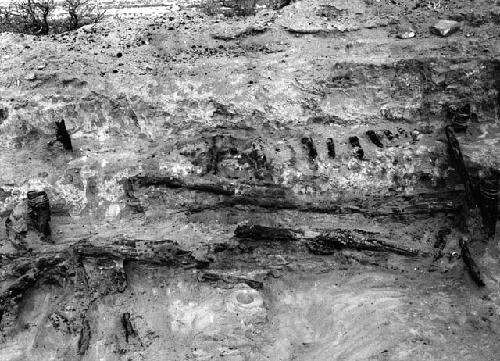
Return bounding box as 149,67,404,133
37,63,46,70
397,23,416,39
116,52,123,58
430,20,461,37
25,72,36,81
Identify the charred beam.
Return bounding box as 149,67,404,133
308,229,418,256
78,319,91,355
199,271,263,289
129,176,235,196
234,224,298,242
459,237,485,287
445,126,475,206
74,239,205,268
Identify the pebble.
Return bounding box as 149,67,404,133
397,23,416,39
25,72,36,81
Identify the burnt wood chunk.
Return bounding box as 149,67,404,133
123,179,144,213
207,135,224,174
129,175,235,196
308,229,418,256
122,313,137,342
234,224,298,242
123,178,135,198
27,190,51,237
348,136,364,160
199,271,263,289
301,137,317,160
55,119,73,151
479,169,499,237
384,130,394,140
433,228,450,260
445,126,474,206
447,104,475,132
366,130,383,148
459,238,485,287
78,319,91,355
327,138,336,159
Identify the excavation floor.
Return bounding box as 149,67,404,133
1,261,499,361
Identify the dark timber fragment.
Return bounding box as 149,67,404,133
479,169,499,237
366,130,383,148
0,107,8,123
459,238,485,287
433,228,450,260
123,178,144,213
55,119,73,151
130,175,235,196
301,137,317,160
348,136,364,159
122,313,137,342
27,190,51,237
327,138,336,159
234,224,298,242
446,104,476,132
207,135,225,174
199,271,263,289
78,319,91,355
308,229,418,256
445,126,474,206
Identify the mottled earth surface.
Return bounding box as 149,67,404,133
0,0,499,360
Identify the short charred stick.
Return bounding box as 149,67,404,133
366,130,383,148
122,312,137,343
479,169,499,237
55,119,73,151
27,190,51,237
301,137,317,161
327,138,336,159
207,135,225,174
349,136,364,160
433,228,450,260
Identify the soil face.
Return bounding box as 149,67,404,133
0,0,499,360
